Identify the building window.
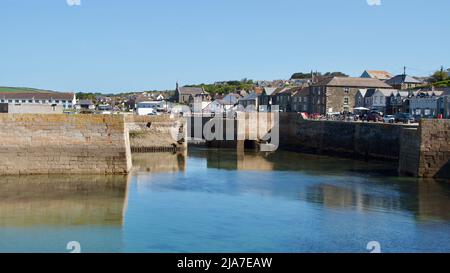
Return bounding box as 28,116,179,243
15,100,19,103
344,97,349,105
28,100,33,103
344,88,350,94
55,100,60,103
0,100,4,103
8,100,12,103
35,100,40,103
22,100,26,103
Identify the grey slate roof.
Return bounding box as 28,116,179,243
357,89,368,97
263,87,278,96
178,87,204,95
364,89,376,98
314,77,392,89
375,89,397,97
221,94,240,104
386,75,423,85
78,100,94,105
0,92,74,100
292,87,310,97
240,92,259,101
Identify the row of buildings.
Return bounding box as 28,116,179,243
174,70,450,119
0,92,77,114
0,89,173,114
0,91,125,114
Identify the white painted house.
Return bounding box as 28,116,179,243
371,89,396,113
136,101,160,115
0,92,76,109
409,91,443,117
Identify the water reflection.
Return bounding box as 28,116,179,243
418,180,450,221
132,152,186,173
0,175,129,253
0,149,449,253
188,148,450,222
190,148,398,175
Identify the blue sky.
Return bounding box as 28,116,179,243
0,0,449,93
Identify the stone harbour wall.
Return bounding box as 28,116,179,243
417,119,450,178
278,113,409,161
0,114,132,175
125,115,187,152
398,128,421,177
278,113,450,179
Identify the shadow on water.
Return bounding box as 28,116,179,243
0,175,129,253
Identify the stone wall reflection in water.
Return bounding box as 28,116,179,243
0,175,129,253
189,148,450,222
132,152,186,173
1,149,449,253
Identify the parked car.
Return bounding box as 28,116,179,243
394,113,415,124
383,115,395,123
366,112,383,122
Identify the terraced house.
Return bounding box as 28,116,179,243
309,77,392,115
291,86,310,113
0,91,76,113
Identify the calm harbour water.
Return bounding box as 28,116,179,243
1,148,450,253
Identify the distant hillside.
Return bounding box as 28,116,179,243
0,86,59,93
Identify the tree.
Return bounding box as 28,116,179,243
291,71,349,79
323,71,349,77
76,92,99,101
291,72,312,79
430,69,449,83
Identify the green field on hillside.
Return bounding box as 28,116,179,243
0,87,58,93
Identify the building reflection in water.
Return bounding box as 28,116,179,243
0,175,129,253
418,179,450,221
132,152,186,174
301,179,450,222
189,148,450,222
